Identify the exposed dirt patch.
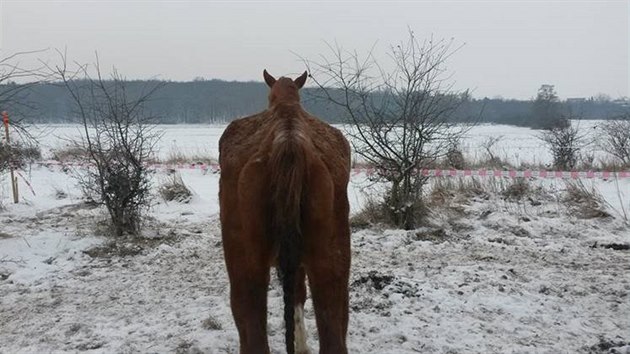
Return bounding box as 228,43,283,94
592,242,630,251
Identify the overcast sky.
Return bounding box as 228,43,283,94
1,0,627,99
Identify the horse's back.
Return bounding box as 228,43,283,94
219,111,350,190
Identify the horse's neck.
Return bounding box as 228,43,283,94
269,102,303,119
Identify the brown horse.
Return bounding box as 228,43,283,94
218,70,351,354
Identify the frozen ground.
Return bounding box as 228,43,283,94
1,164,629,353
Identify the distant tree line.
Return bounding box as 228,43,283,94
0,79,627,126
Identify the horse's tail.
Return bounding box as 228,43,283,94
269,123,308,354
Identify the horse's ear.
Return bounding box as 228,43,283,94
294,71,308,89
263,69,276,88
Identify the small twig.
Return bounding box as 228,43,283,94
21,237,31,248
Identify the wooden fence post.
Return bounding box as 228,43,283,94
2,111,19,203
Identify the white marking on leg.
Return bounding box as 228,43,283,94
294,305,311,354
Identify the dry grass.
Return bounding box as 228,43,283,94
158,173,192,203
156,147,217,165
350,194,391,229
1,142,41,170
350,189,430,230
501,178,530,201
467,156,515,170
51,145,89,162
563,180,611,219
428,177,488,207
596,158,630,172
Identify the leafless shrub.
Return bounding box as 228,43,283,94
50,52,163,236
578,151,597,171
0,49,53,143
563,180,610,219
598,116,630,167
308,30,470,229
539,120,588,170
159,173,192,203
351,190,429,229
0,140,40,172
477,135,511,168
444,140,466,169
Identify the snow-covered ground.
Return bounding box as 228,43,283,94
27,120,606,165
1,124,629,353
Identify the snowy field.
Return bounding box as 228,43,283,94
1,123,629,353
26,120,605,165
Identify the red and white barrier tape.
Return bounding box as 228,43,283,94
352,168,630,180
29,160,630,180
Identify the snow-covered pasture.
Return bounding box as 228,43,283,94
1,123,629,353
25,120,611,166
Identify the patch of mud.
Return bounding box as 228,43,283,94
583,336,630,353
83,230,179,259
413,228,448,243
83,242,144,258
591,242,630,251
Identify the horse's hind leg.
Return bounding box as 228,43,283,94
303,169,350,354
305,247,349,354
224,229,271,354
224,161,272,354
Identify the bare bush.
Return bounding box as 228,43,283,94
539,120,588,170
478,135,510,168
50,53,163,236
444,140,465,169
1,50,54,145
0,50,51,202
308,31,469,229
0,141,40,172
598,115,630,167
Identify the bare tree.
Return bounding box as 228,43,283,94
531,84,567,130
307,31,469,229
598,113,630,167
0,49,52,138
0,50,51,176
50,52,162,236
